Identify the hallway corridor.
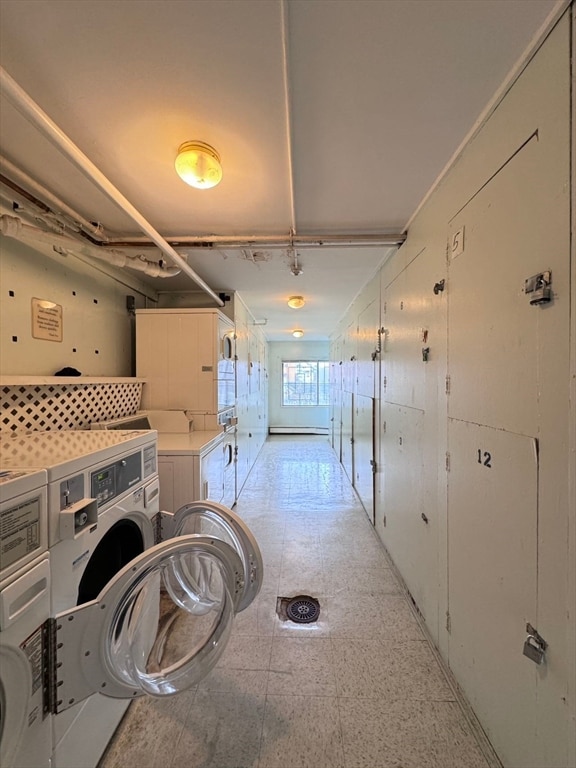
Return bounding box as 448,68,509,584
99,436,494,768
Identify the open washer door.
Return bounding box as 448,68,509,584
169,500,263,612
52,533,246,712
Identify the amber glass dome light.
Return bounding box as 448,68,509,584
175,141,222,189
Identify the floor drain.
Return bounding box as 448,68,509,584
285,595,320,624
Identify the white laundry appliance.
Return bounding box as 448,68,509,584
0,429,263,768
91,409,237,512
0,468,52,768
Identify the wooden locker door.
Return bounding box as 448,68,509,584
446,114,570,765
353,394,375,523
447,420,538,767
341,391,353,485
356,297,379,399
382,404,436,622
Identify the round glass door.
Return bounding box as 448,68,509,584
0,647,30,768
61,535,245,701
172,501,263,612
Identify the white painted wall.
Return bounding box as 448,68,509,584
268,340,330,432
0,235,151,376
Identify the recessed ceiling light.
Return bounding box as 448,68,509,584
287,296,305,309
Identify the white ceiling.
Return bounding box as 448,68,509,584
0,0,560,340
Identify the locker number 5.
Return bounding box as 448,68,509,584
477,449,492,468
450,227,465,260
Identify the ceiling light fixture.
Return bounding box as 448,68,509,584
292,329,304,338
175,141,222,189
287,295,305,309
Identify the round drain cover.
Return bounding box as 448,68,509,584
286,596,320,624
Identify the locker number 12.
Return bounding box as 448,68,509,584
477,449,492,468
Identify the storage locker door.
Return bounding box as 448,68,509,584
447,420,538,767
353,394,375,524
341,391,353,485
382,404,436,628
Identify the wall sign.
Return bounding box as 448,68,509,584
31,298,63,342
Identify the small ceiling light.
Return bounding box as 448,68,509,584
292,329,304,338
287,295,305,309
175,141,222,189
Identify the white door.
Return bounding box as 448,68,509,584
446,121,569,765
53,503,263,711
353,394,375,523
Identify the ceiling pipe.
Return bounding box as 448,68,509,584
281,0,297,239
106,232,406,248
1,164,405,250
0,158,106,240
0,66,224,306
0,214,180,278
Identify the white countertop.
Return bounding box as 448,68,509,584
156,430,224,455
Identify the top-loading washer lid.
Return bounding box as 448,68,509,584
171,500,263,613
53,534,243,709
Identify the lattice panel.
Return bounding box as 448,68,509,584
0,382,143,433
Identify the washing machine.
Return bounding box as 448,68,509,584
0,468,52,768
0,430,263,768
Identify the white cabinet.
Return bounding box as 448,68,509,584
136,308,235,415
156,431,227,513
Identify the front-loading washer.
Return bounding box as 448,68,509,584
0,468,51,768
0,430,264,768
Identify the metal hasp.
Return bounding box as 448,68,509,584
433,279,445,294
524,271,552,305
523,622,548,664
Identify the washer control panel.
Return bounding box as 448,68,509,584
90,451,142,507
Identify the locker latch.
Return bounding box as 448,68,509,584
524,271,552,305
523,622,547,664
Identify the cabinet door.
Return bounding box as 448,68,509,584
200,443,225,504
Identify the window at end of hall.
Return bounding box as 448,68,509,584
281,361,330,407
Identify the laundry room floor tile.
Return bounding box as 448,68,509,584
337,698,490,768
98,689,196,768
171,689,265,768
331,638,455,701
259,694,345,768
267,636,337,696
98,437,494,768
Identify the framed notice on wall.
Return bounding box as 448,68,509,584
31,298,63,342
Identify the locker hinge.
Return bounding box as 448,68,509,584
383,376,387,392
370,459,377,474
234,445,238,456
382,420,386,434
445,375,451,395
45,617,58,715
446,612,451,633
445,452,451,472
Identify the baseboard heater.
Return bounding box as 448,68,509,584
269,427,329,435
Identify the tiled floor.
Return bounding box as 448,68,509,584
99,436,492,768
